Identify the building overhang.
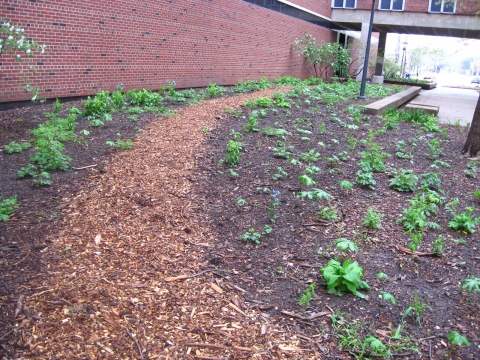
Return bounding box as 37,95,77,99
331,9,480,39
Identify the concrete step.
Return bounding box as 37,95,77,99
405,103,439,115
365,86,421,115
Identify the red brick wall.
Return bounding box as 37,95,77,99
289,0,333,18
0,0,336,103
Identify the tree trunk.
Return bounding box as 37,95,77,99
462,92,480,156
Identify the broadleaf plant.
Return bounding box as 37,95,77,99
320,259,370,298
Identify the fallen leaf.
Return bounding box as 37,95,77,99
210,283,223,294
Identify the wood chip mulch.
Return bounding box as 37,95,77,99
10,88,327,359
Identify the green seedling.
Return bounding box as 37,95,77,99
432,235,444,254
339,180,353,190
229,169,239,178
3,141,31,154
460,277,480,293
379,291,397,305
300,149,321,162
402,293,431,325
318,206,338,221
296,188,331,200
421,172,441,189
236,198,248,206
362,207,384,230
299,174,316,186
305,165,320,176
224,140,242,166
376,272,389,280
335,238,358,253
0,197,19,222
356,170,376,190
448,206,480,234
447,331,470,357
298,284,316,309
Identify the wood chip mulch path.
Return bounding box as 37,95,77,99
12,88,328,359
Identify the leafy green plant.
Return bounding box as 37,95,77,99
318,206,338,221
362,207,384,230
106,137,134,150
236,198,248,206
228,169,239,178
244,97,272,108
243,111,260,132
4,141,31,154
320,259,370,298
402,293,431,325
272,167,288,180
448,206,480,234
207,83,223,98
464,162,478,178
426,138,443,159
111,90,125,109
52,98,62,114
379,291,397,305
299,174,316,186
421,172,441,189
346,136,358,151
298,284,316,309
356,170,376,190
447,331,470,355
376,272,389,280
335,238,358,252
358,148,390,173
397,193,439,233
460,277,480,293
339,180,353,190
300,149,321,162
362,336,390,357
389,169,418,192
126,88,161,107
83,90,113,118
296,188,331,200
262,127,290,137
240,225,273,244
0,197,19,222
432,235,444,254
224,140,242,166
408,232,423,253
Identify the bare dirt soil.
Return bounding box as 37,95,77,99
0,86,479,359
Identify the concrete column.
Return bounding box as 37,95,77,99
356,22,370,81
375,32,387,76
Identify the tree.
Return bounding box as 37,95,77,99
458,0,480,156
0,18,46,100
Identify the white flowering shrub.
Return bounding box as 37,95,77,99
1,19,46,101
293,32,350,79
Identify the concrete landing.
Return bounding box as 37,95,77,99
406,87,479,126
405,103,439,116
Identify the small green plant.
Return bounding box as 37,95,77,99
362,336,390,357
4,141,31,154
228,169,239,178
224,140,242,166
362,207,384,230
52,98,62,114
389,169,418,192
421,172,441,189
402,293,431,325
346,136,358,151
299,174,316,186
464,162,478,178
460,277,480,293
207,83,223,98
244,97,272,108
272,167,288,180
376,272,389,280
236,198,248,206
339,180,353,190
447,331,470,358
127,107,144,114
356,170,376,190
408,232,423,253
126,88,161,107
335,238,358,252
448,206,480,234
0,197,19,222
300,149,321,162
379,291,397,305
432,235,444,254
83,90,113,118
305,165,320,176
298,284,316,309
318,206,338,221
111,90,125,109
240,225,273,244
320,259,370,298
296,188,331,200
106,134,134,150
426,138,443,159
243,111,260,132
397,193,440,233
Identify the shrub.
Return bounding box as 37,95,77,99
82,90,113,118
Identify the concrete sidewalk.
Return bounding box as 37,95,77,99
407,87,479,126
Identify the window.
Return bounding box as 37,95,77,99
379,0,404,10
332,0,356,9
429,0,455,13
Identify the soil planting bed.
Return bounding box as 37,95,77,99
0,84,479,359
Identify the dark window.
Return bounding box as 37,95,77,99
379,0,404,10
333,0,355,8
430,0,455,13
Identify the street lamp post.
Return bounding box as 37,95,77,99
358,0,377,99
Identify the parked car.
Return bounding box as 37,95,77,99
472,77,480,84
